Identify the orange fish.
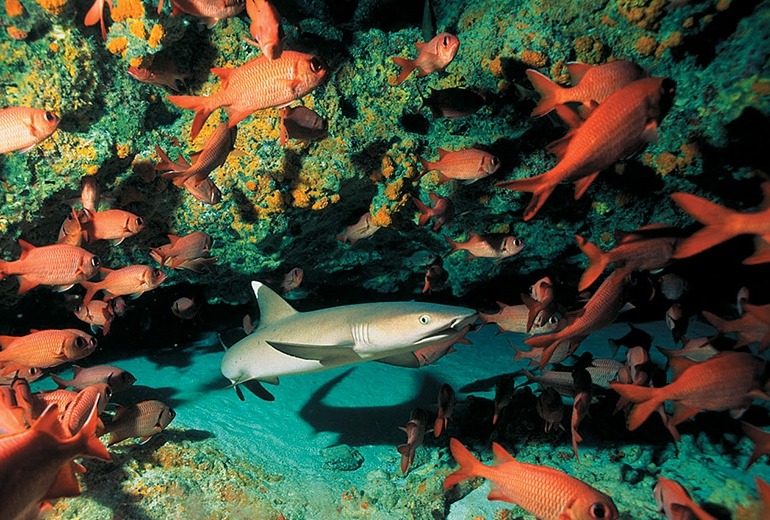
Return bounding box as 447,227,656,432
149,231,216,271
479,302,560,335
74,298,125,335
128,59,190,93
104,399,176,445
0,107,59,154
671,182,770,264
0,366,43,386
80,265,167,304
279,106,327,146
575,224,679,291
445,438,619,520
171,297,199,319
61,383,112,435
57,208,84,247
419,147,500,184
80,208,144,245
422,260,447,294
184,176,222,204
521,276,556,333
79,175,101,212
702,303,770,350
446,232,523,261
611,352,769,433
433,383,455,437
742,421,770,471
280,267,303,294
0,240,100,294
158,0,245,26
535,387,565,433
653,476,717,520
155,123,237,187
0,402,111,520
336,212,380,245
526,270,629,367
168,50,326,139
84,0,112,40
497,77,676,221
526,60,645,117
391,32,459,85
0,329,97,374
397,408,428,475
413,193,454,231
245,0,283,59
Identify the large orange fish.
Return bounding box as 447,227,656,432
155,123,237,187
575,224,679,291
526,270,629,367
168,50,326,139
671,181,770,264
80,208,144,245
702,303,770,350
653,476,716,520
0,107,60,154
445,438,619,520
413,193,454,231
0,240,100,294
245,0,283,59
420,147,500,184
391,32,459,85
526,60,645,117
80,265,167,304
158,0,244,26
611,351,769,432
0,329,97,374
497,77,676,221
149,231,216,271
0,402,111,520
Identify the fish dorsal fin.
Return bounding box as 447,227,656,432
33,405,64,438
211,67,233,89
72,365,83,376
18,239,35,260
566,62,592,85
670,357,696,381
252,281,298,328
436,148,449,159
415,42,426,51
167,234,180,245
491,442,515,465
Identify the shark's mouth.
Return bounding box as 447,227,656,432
414,313,478,347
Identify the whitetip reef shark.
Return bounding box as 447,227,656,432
221,281,477,401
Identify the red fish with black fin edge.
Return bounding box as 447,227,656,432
526,59,645,117
671,181,770,264
391,32,459,85
497,77,676,221
168,51,326,140
444,438,619,520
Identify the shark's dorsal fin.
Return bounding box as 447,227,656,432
252,281,298,328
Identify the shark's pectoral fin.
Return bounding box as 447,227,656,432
266,340,356,363
229,379,277,402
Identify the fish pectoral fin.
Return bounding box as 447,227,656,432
266,340,355,361
486,484,508,503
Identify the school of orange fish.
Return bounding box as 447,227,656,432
1,0,770,518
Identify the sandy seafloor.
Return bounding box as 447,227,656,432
37,316,770,520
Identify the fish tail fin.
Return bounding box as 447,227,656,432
391,57,416,85
742,421,770,470
671,192,740,259
0,259,6,281
80,280,98,305
433,417,445,437
575,234,609,291
167,95,215,140
496,174,556,222
525,69,562,117
701,310,729,333
50,373,69,389
610,383,663,431
412,197,432,226
444,236,460,255
444,438,486,489
84,0,107,40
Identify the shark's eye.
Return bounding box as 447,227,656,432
418,314,431,325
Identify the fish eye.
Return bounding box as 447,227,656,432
548,315,559,325
153,268,163,278
491,156,500,167
310,57,324,73
75,336,87,348
590,503,607,519
418,314,431,325
29,367,40,376
442,35,449,46
514,238,523,247
105,387,113,399
91,256,101,268
135,217,144,227
44,111,56,122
